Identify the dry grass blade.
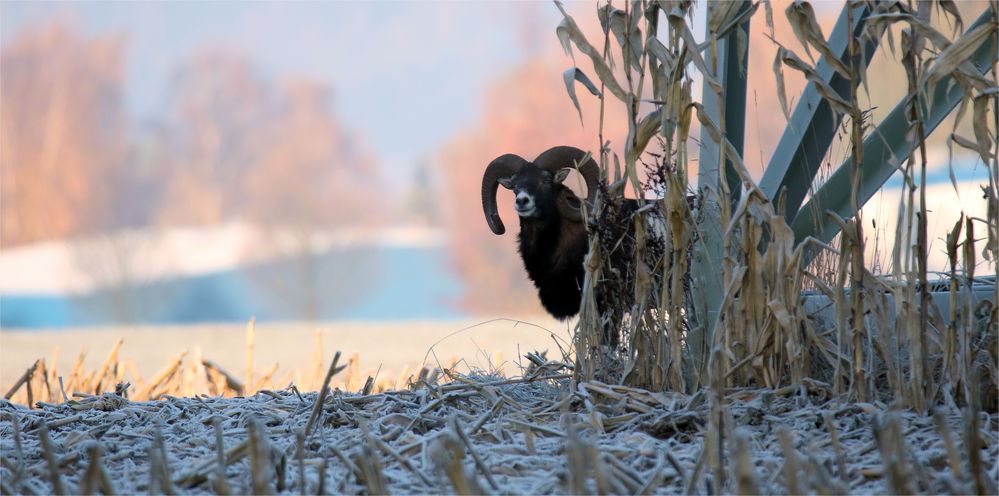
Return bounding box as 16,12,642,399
91,338,123,395
247,418,274,495
136,351,187,400
213,418,230,495
449,416,498,491
4,360,39,402
202,359,245,396
245,318,255,394
355,425,388,495
304,351,345,436
37,424,65,495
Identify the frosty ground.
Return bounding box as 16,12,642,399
2,371,997,495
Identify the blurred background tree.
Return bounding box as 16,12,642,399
1,24,127,247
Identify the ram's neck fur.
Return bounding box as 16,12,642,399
516,185,588,320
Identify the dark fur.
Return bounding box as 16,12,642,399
516,193,589,319
497,157,689,349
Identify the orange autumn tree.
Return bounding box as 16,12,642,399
1,24,127,247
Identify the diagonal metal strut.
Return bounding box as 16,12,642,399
758,1,877,220
792,9,998,258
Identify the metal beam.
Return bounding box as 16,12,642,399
792,9,998,259
759,1,877,221
697,2,752,202
690,0,752,374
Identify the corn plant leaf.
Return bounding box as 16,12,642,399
789,0,852,79
736,26,749,77
937,0,964,35
629,0,642,32
768,299,795,332
866,12,951,51
556,18,575,62
667,7,722,95
922,22,996,91
563,68,602,125
773,48,791,122
946,214,964,262
950,133,984,155
945,132,988,197
709,0,744,35
555,2,629,102
763,0,775,36
597,3,613,35
597,4,643,73
634,108,662,159
691,102,759,192
604,7,629,54
785,1,816,64
779,48,852,115
646,37,675,72
971,88,998,165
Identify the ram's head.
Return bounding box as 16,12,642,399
480,146,601,235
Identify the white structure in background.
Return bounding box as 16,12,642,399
0,223,447,295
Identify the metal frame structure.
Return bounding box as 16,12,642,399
692,0,998,341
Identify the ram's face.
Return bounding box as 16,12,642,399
498,166,570,219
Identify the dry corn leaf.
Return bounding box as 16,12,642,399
785,1,815,63
779,48,852,115
597,3,614,35
736,26,749,77
946,134,971,196
768,299,795,333
563,68,602,125
602,5,640,71
709,0,744,35
866,12,951,51
667,7,722,95
635,108,663,159
950,133,985,156
556,2,629,102
646,37,676,72
937,0,964,36
971,88,998,165
691,102,758,192
787,0,852,79
774,48,791,122
922,22,996,91
763,0,775,37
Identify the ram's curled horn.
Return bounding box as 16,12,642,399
533,146,601,221
481,154,529,235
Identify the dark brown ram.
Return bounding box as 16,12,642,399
481,146,602,321
483,146,692,349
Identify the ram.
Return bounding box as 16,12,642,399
481,146,681,346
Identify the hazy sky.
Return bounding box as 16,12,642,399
1,1,567,188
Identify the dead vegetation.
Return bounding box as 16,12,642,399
2,351,997,494
562,0,997,409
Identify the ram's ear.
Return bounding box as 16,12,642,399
498,177,515,189
554,168,572,184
